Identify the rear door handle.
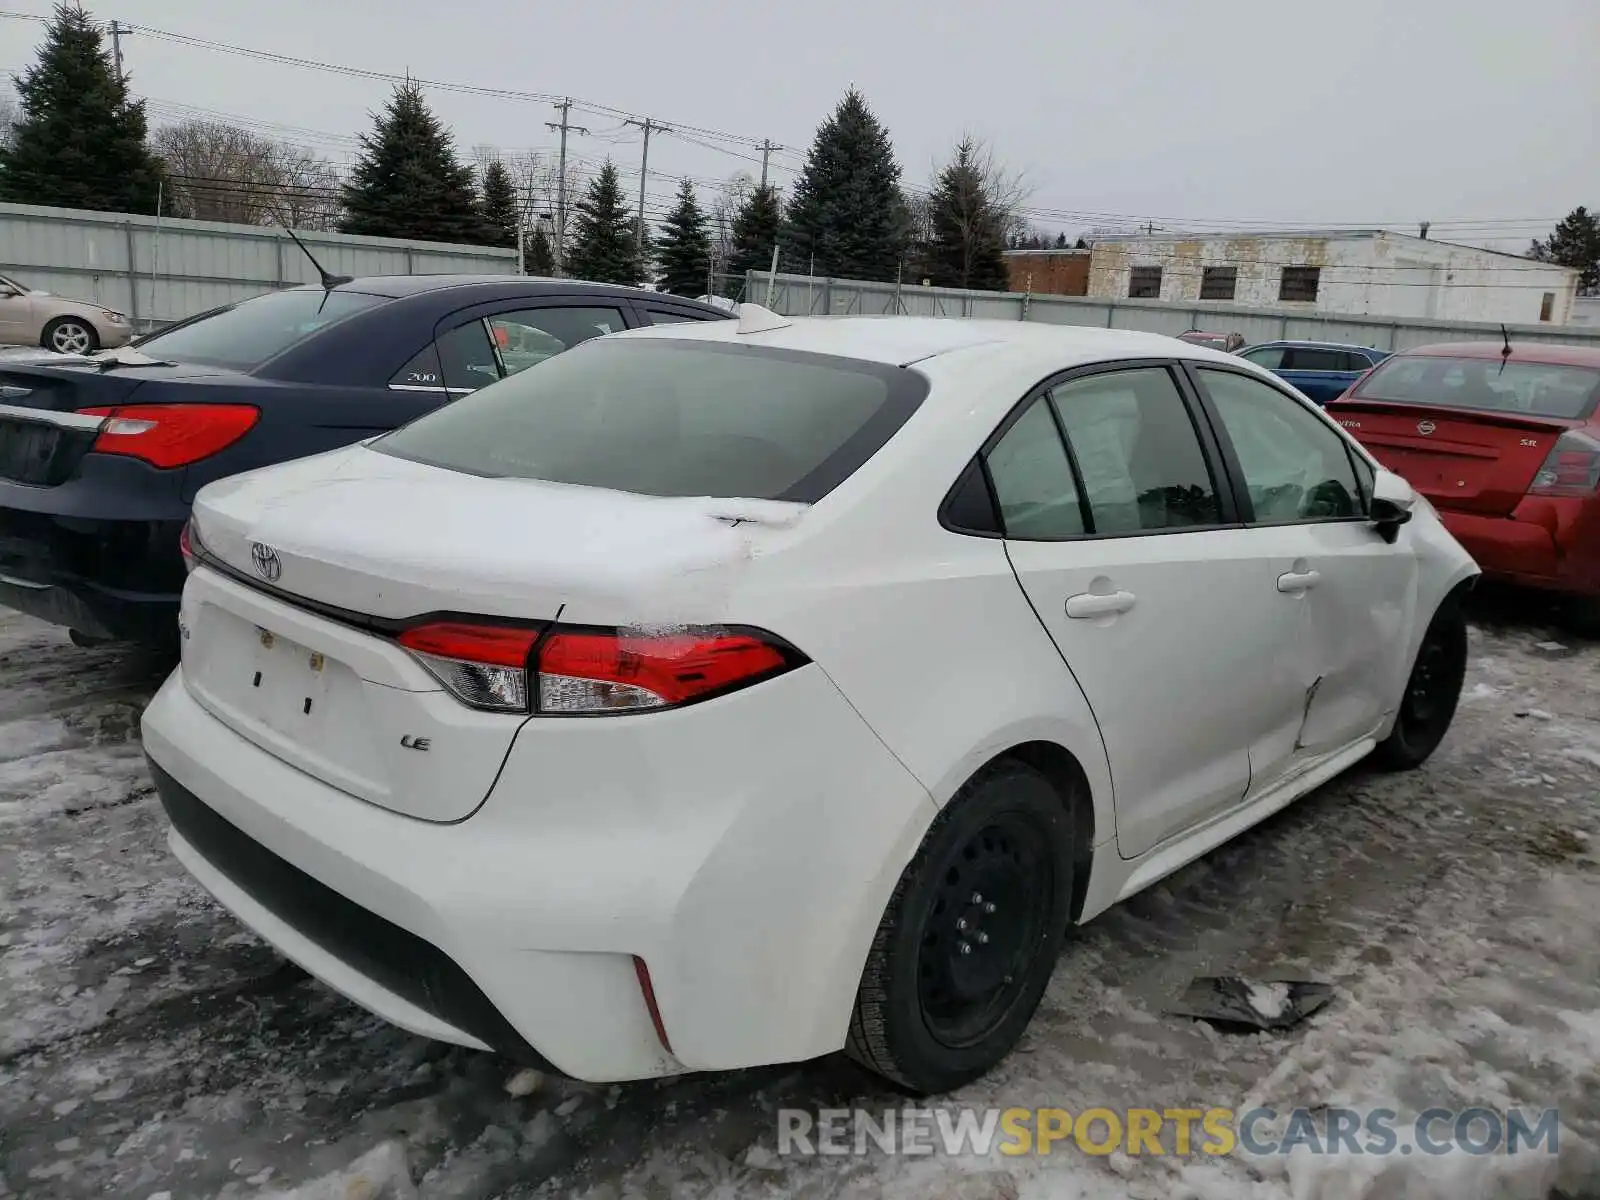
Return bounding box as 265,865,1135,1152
1065,589,1137,619
1276,569,1322,594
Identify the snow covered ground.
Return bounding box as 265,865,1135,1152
0,596,1596,1200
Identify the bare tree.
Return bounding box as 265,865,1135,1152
474,145,588,262
707,171,754,291
153,119,341,229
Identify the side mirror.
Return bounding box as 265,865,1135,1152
1369,470,1415,543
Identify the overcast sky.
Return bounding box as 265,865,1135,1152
3,0,1596,249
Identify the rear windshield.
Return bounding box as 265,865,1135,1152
1354,354,1600,420
373,337,926,503
135,288,388,370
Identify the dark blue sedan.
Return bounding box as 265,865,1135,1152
1237,340,1391,405
0,276,730,645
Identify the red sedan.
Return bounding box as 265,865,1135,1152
1327,340,1600,627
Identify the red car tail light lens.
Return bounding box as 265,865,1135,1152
397,622,542,713
1529,431,1600,498
78,404,260,468
395,621,803,715
178,519,198,573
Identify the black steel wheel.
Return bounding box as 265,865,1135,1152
847,758,1075,1094
1374,600,1468,771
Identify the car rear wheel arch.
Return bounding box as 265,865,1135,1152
996,741,1096,924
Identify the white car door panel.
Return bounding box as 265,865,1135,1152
1191,365,1416,773
983,365,1305,859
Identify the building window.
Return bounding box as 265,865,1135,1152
1128,266,1162,299
1279,266,1321,303
1199,266,1237,301
1540,292,1555,322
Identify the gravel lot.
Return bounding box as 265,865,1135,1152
1,595,1597,1200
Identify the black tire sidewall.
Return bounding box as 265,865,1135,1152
1385,603,1468,767
876,763,1074,1092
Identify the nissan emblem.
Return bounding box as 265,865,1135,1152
250,542,282,583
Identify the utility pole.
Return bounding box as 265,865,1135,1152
624,117,669,259
758,140,778,191
108,21,130,85
545,99,588,278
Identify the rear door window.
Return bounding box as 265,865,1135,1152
374,338,926,503
983,398,1085,538
1048,367,1222,535
1283,347,1345,372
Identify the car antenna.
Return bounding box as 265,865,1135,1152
275,216,353,292
1499,323,1513,376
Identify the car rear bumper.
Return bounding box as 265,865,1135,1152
1438,497,1600,599
141,659,936,1082
0,471,188,641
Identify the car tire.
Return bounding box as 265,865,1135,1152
1372,600,1468,771
846,758,1075,1094
41,317,99,356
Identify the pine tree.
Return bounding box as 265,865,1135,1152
339,82,482,243
565,161,642,285
524,225,554,275
478,159,519,249
727,185,783,288
654,179,712,296
784,89,906,282
1530,206,1600,293
923,138,1010,291
0,4,164,213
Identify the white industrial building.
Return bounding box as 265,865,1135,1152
1086,230,1579,326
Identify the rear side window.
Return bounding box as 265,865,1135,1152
1355,355,1600,420
1283,347,1346,372
137,288,387,370
374,339,925,503
984,398,1085,538
489,306,625,378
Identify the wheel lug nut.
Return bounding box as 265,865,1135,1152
959,942,972,955
956,918,968,932
971,892,983,904
977,932,989,944
984,902,997,914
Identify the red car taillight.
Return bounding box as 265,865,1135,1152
178,519,197,573
395,621,803,715
77,404,260,468
1529,430,1600,498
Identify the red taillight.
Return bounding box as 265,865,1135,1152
77,404,259,468
178,519,196,573
536,628,791,713
396,622,542,713
1529,431,1600,498
394,621,801,715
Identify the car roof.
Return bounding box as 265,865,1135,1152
313,275,697,303
1398,340,1600,368
613,314,1211,368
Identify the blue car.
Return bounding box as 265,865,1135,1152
1237,340,1390,405
0,276,731,645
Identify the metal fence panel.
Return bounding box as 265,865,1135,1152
746,272,1600,351
0,201,519,333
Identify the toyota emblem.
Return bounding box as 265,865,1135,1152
250,542,282,583
1416,420,1437,436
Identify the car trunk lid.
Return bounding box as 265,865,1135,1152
183,445,806,821
1328,399,1580,516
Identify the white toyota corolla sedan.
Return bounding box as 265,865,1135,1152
142,309,1477,1095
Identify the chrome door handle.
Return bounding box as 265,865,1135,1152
1276,569,1322,594
1065,589,1137,619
